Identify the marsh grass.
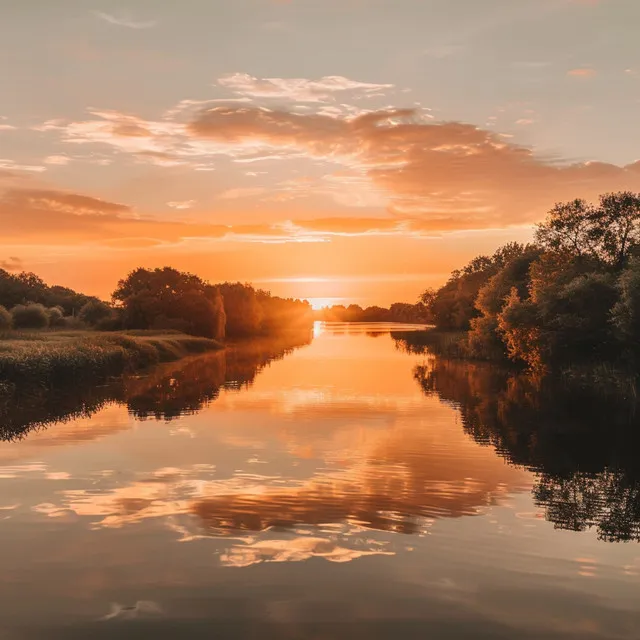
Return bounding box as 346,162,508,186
0,330,222,390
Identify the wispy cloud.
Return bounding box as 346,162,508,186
44,155,70,166
167,200,196,210
93,11,156,30
217,73,394,103
0,256,22,272
44,97,640,233
567,67,597,78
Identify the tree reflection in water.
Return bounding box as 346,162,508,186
393,330,640,542
0,331,312,439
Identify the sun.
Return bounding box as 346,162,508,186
306,297,345,310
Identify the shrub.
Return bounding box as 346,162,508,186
0,306,11,331
62,315,86,330
47,306,66,328
79,300,113,327
11,303,49,329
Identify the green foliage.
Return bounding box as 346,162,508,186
611,258,640,360
256,290,313,333
0,269,99,315
217,282,264,337
418,193,640,373
422,242,532,331
467,315,505,360
113,267,225,339
11,303,49,329
535,192,640,269
0,306,11,331
46,306,66,328
79,300,113,327
318,301,429,323
0,331,222,390
497,289,544,370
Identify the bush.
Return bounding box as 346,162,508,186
0,306,11,331
79,300,113,327
62,316,86,330
47,306,66,328
94,314,123,332
11,303,49,329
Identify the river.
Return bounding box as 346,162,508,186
0,322,639,639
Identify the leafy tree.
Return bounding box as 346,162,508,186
113,267,225,339
422,243,530,330
217,282,264,337
611,258,640,359
256,290,313,333
497,290,544,370
535,192,640,270
0,269,97,314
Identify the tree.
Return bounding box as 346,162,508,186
113,267,225,339
217,283,264,337
0,269,97,314
421,243,530,331
467,246,542,359
611,258,640,358
535,192,640,270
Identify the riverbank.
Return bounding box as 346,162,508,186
0,330,223,391
393,327,640,404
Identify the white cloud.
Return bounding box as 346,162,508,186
0,159,46,173
93,10,156,29
167,200,196,209
44,155,70,165
218,188,267,200
217,73,394,103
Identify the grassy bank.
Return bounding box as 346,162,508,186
0,330,223,390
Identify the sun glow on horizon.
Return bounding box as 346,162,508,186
305,297,348,310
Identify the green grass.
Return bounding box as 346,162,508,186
0,330,223,390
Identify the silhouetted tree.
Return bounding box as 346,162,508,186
113,267,225,339
217,282,264,337
535,192,640,270
611,257,640,361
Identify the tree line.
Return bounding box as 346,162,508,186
316,301,429,323
0,266,313,338
419,191,640,371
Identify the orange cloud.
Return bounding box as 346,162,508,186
188,106,640,228
567,68,597,78
0,185,463,247
41,101,640,233
217,73,394,103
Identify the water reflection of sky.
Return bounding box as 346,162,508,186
0,324,639,639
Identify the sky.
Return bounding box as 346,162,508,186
1,0,640,307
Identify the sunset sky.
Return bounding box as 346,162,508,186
2,0,640,307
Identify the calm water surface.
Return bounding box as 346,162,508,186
1,323,639,639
